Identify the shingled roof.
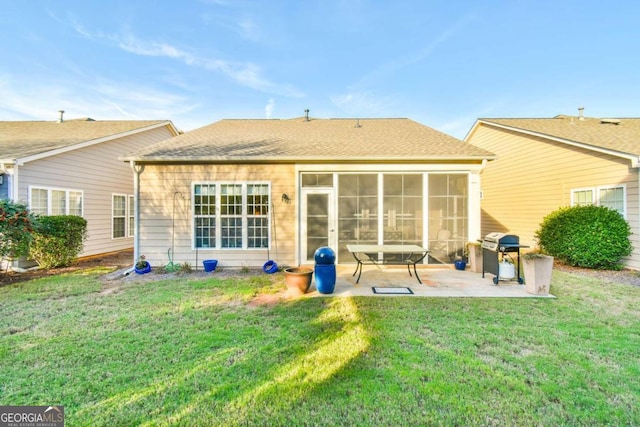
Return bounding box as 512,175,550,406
123,117,494,163
474,115,640,157
0,119,176,163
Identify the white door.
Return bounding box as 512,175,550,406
301,189,336,264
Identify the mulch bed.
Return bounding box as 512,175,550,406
553,260,640,287
3,250,640,288
0,249,134,287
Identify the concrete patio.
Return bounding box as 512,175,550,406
304,265,555,298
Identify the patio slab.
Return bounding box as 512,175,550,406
303,265,555,298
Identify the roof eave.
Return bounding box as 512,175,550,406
123,155,496,164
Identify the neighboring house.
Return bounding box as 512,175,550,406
0,115,179,261
465,111,640,269
122,116,495,269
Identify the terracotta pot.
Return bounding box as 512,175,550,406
284,267,313,296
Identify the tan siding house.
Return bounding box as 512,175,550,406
124,117,495,270
0,117,179,261
465,113,640,269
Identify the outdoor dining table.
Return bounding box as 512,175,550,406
346,244,430,284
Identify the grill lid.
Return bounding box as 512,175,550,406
481,232,520,251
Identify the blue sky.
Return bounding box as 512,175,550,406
1,0,639,139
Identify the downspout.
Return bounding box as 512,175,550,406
125,161,145,276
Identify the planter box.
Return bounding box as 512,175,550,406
468,244,482,273
523,255,554,295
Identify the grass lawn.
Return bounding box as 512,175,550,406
1,267,639,426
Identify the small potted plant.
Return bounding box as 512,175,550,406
522,251,553,295
135,255,151,274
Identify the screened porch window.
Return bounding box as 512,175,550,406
336,174,425,261
428,174,468,263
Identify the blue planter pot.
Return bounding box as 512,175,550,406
203,259,218,272
263,260,278,274
454,260,467,271
315,264,336,294
135,262,151,274
314,246,336,265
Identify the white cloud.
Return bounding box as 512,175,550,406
330,91,391,117
0,73,197,126
265,98,275,118
70,23,303,98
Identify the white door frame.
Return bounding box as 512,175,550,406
300,188,336,264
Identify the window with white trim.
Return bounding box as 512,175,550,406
193,182,270,249
128,195,135,237
29,186,83,216
112,194,127,239
571,185,626,216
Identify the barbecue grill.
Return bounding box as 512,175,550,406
481,232,527,284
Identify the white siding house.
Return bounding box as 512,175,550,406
0,116,179,261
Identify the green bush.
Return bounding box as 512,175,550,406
29,216,88,268
535,205,632,270
0,200,37,262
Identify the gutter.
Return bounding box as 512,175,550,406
130,161,145,269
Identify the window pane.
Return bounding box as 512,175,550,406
221,217,242,248
31,188,48,215
600,187,624,214
221,184,242,215
52,190,66,215
194,184,216,215
113,195,126,238
248,217,268,248
247,184,269,248
573,190,593,206
247,184,269,215
69,191,83,216
195,217,215,248
113,218,125,239
302,174,334,187
428,174,468,263
383,174,422,246
337,174,379,260
194,184,216,248
128,196,135,237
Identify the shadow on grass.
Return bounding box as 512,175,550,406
72,280,371,425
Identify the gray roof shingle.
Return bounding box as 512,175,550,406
0,119,172,161
478,115,640,157
124,117,494,162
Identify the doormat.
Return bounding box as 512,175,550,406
372,287,414,295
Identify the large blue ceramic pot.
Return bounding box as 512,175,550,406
314,246,336,265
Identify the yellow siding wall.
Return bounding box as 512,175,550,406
469,124,640,269
137,164,297,269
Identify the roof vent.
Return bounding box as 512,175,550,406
578,107,585,121
600,118,621,125
57,110,65,123
304,109,310,122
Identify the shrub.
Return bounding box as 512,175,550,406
29,216,88,268
535,205,632,270
0,200,37,263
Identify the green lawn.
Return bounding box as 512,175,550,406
1,268,639,426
